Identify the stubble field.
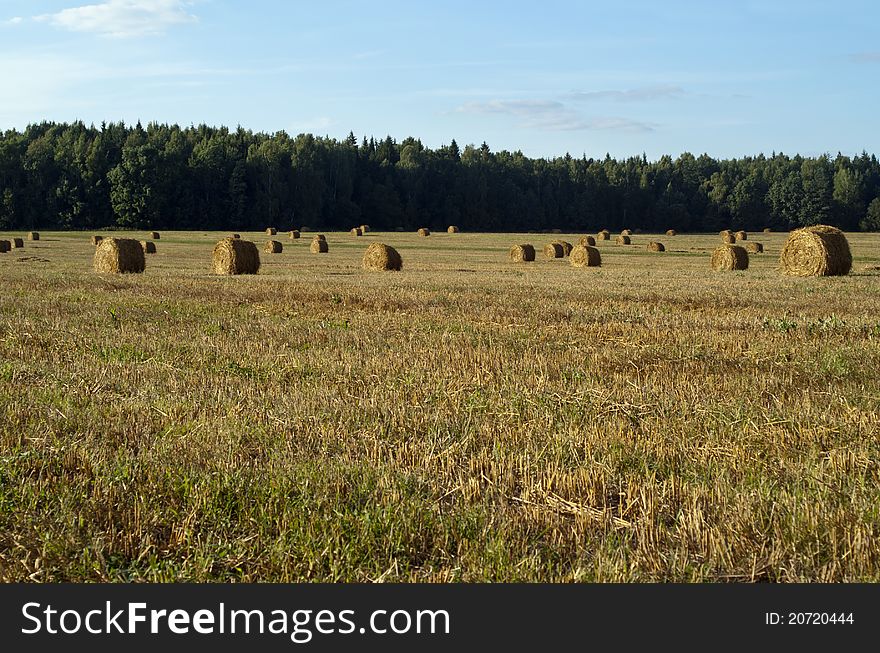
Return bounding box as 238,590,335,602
1,229,879,582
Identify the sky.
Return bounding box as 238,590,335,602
0,0,878,159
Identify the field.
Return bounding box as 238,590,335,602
1,229,880,582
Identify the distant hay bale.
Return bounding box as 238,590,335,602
780,224,852,277
212,238,260,275
310,237,329,253
265,227,277,235
745,242,764,254
363,242,402,271
711,244,749,271
141,240,157,254
616,235,631,245
148,231,160,240
28,232,39,241
721,232,736,244
447,225,460,233
596,231,610,241
570,244,601,268
360,224,370,233
735,230,748,241
91,235,103,245
579,235,596,247
509,244,535,262
0,240,9,253
289,230,300,239
13,238,24,248
350,227,363,236
94,237,146,274
264,240,283,253
720,229,732,237
418,227,430,237
554,240,573,256
621,229,632,236
544,242,564,258
763,227,772,233
666,229,677,236
647,241,665,252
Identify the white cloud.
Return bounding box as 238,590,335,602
456,99,655,133
566,85,684,102
35,0,197,38
2,17,23,26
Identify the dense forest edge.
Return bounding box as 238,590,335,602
2,121,880,233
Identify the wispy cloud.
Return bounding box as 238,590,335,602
455,99,654,133
2,16,23,26
849,52,880,63
34,0,198,38
566,85,684,102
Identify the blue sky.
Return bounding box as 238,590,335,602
0,0,878,159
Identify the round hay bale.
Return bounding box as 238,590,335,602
666,229,677,236
94,237,146,274
616,235,631,245
509,244,535,262
554,240,573,256
418,227,430,237
647,241,665,252
711,244,749,271
265,240,283,254
265,227,277,235
310,238,329,253
721,232,736,244
212,238,260,275
780,225,852,277
0,240,10,253
13,238,24,248
289,230,300,239
579,235,596,247
447,225,460,233
141,240,157,254
91,235,103,245
720,229,732,237
621,229,632,236
763,227,772,233
735,230,748,241
570,244,601,268
28,232,39,241
544,242,564,258
350,227,363,236
148,231,160,240
745,242,763,254
360,224,371,233
363,242,402,271
596,231,610,241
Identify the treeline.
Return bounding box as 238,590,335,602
2,120,880,233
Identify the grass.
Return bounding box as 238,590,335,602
1,229,880,582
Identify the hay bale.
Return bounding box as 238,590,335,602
666,229,677,236
579,235,596,247
28,232,39,241
570,244,601,267
265,227,277,235
148,231,160,240
141,240,157,254
543,242,564,258
0,240,9,253
13,238,24,248
763,227,772,233
289,230,300,239
447,225,460,233
554,240,573,256
350,228,363,236
94,237,146,274
418,227,430,237
616,235,631,245
91,235,103,245
265,240,283,254
597,231,610,241
360,224,370,233
509,244,535,262
310,237,329,253
735,230,748,241
745,242,763,254
720,229,732,237
621,229,632,236
212,238,260,275
647,241,665,252
780,225,852,277
721,232,736,244
363,242,402,271
711,244,749,271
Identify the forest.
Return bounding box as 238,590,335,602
1,121,879,233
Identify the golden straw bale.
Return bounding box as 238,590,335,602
780,225,852,277
570,244,601,268
363,243,402,271
212,238,260,275
509,244,535,262
94,238,146,274
711,244,749,271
